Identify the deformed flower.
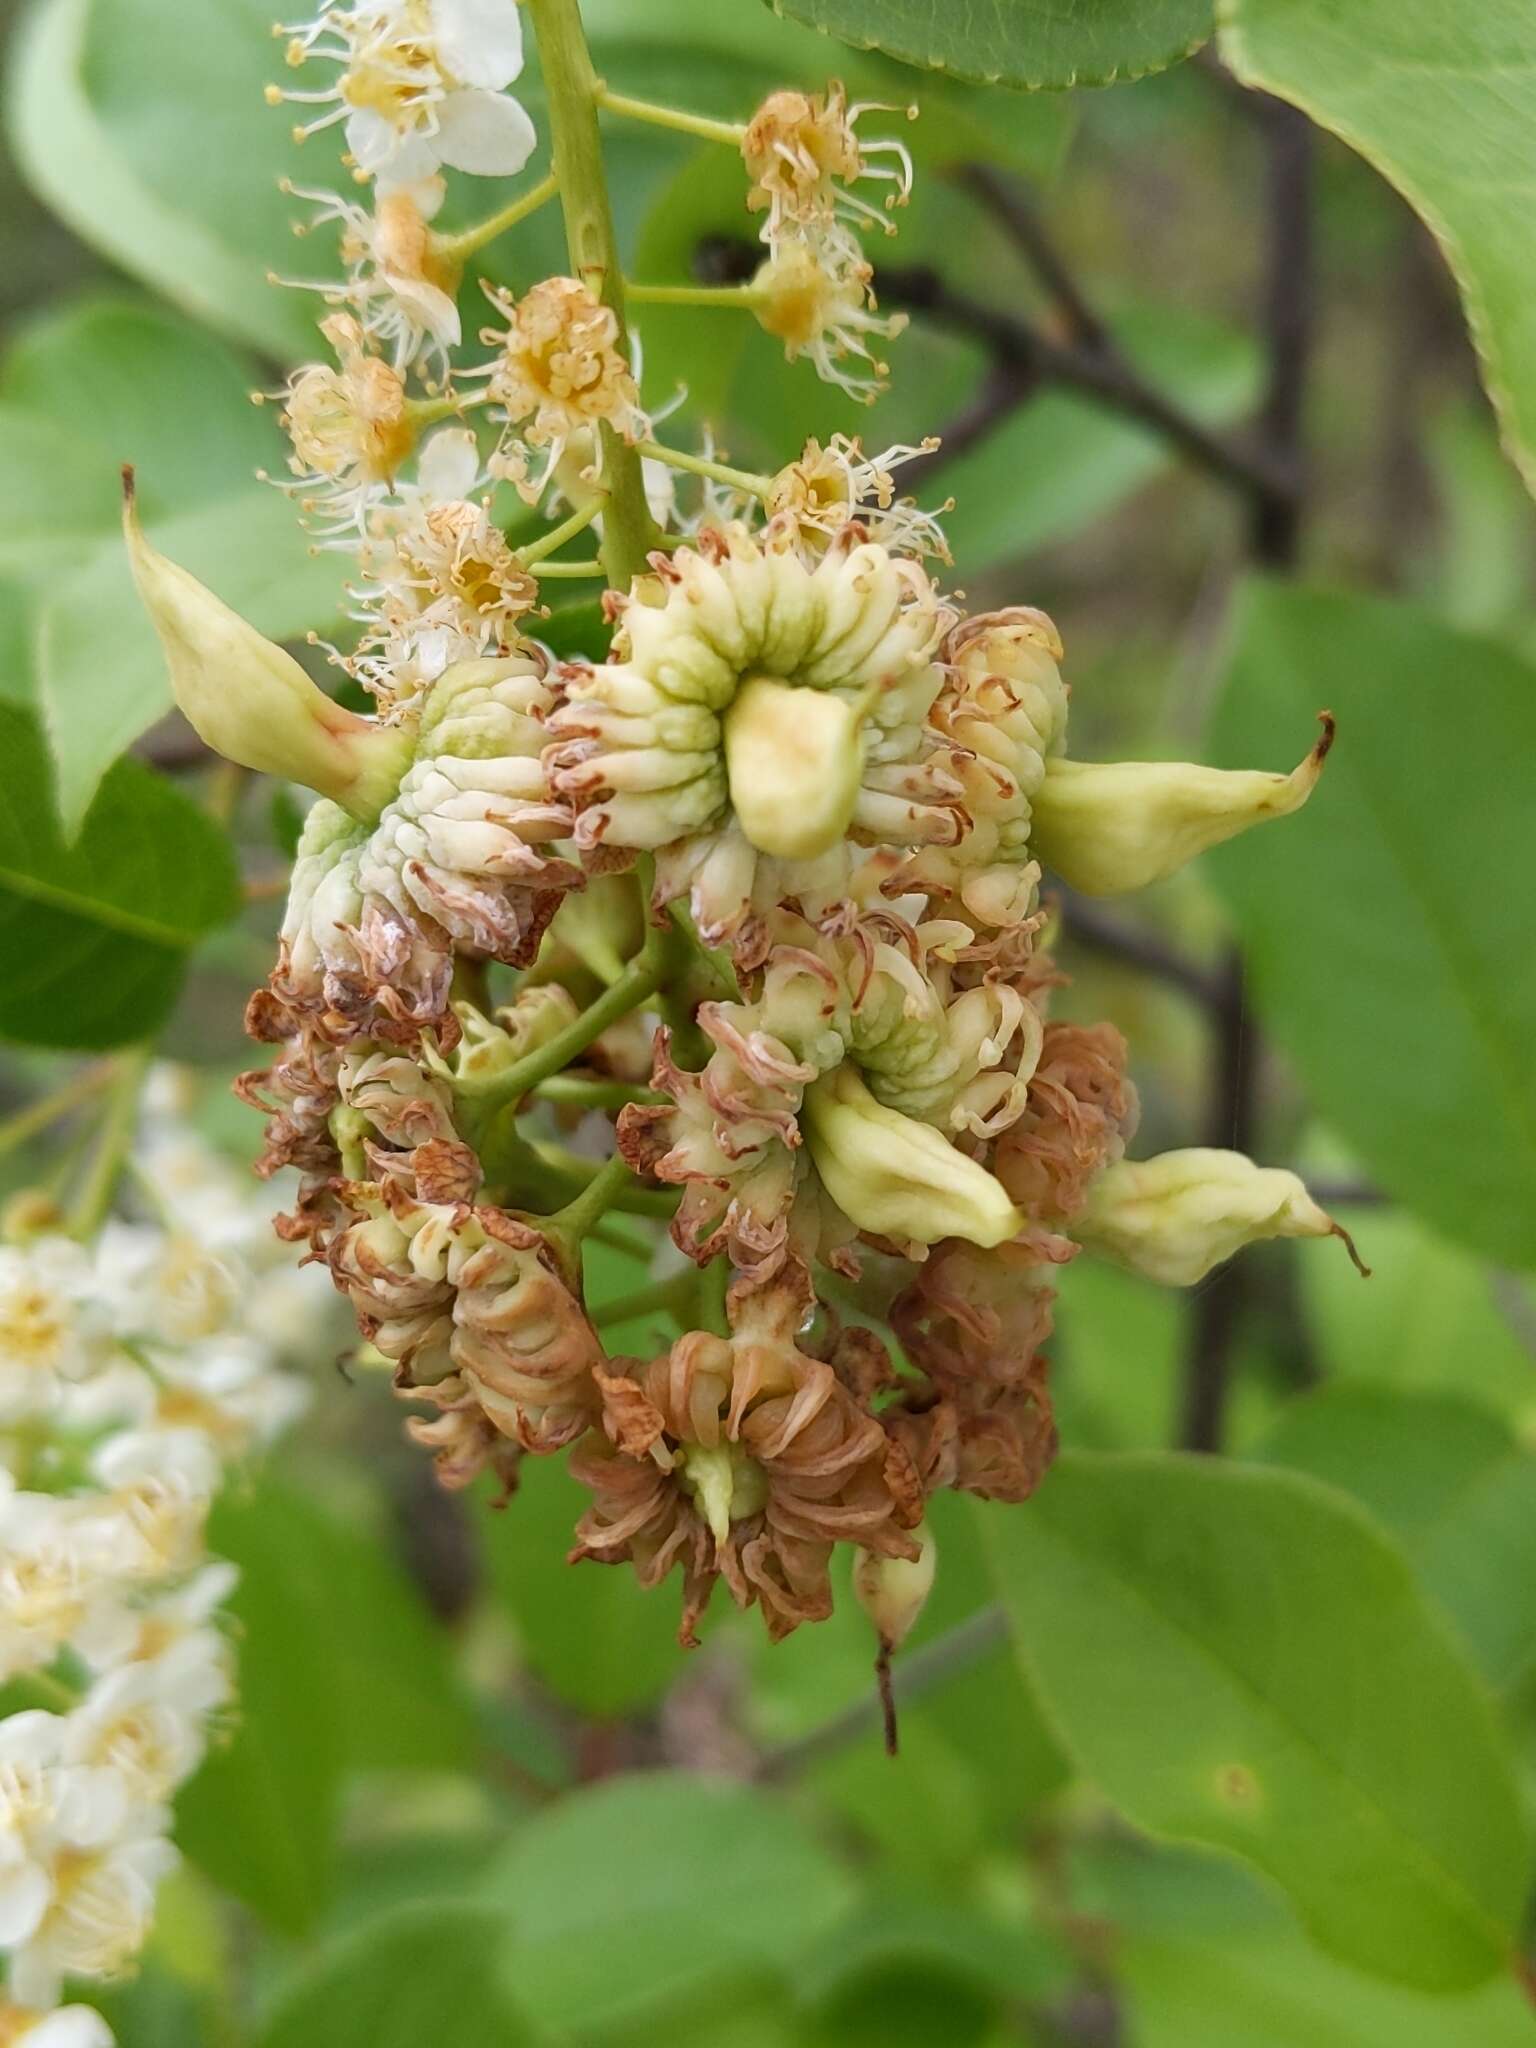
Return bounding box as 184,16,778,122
277,312,419,530
750,240,907,403
570,1268,921,1643
768,434,950,563
547,520,959,950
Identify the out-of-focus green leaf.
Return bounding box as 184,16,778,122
939,304,1260,574
1253,1386,1536,1692
481,1772,855,2033
1220,0,1536,497
0,297,273,512
7,0,320,360
0,704,237,1050
256,1903,533,2048
0,579,34,706
764,0,1210,90
1302,1199,1536,1426
1422,403,1536,635
984,1451,1530,1991
1207,583,1536,1270
479,1451,685,1717
1086,1839,1536,2048
39,487,348,835
178,1479,475,1935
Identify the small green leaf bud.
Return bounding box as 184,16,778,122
1073,1147,1367,1286
1030,716,1333,896
802,1064,1025,1250
123,468,414,821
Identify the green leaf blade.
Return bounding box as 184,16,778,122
984,1452,1530,1991
1206,582,1536,1270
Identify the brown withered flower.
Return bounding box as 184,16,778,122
570,1269,921,1644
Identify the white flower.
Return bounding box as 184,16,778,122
0,1713,130,1965
147,1335,311,1456
4,1826,177,2010
0,1484,133,1685
0,1241,109,1421
279,176,463,376
72,1565,238,1690
275,0,536,190
87,1431,221,1583
61,1663,217,1807
94,1224,245,1349
0,1999,115,2048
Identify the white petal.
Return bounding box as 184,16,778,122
418,428,481,500
29,2007,117,2048
432,90,536,177
430,0,523,89
0,1865,52,1946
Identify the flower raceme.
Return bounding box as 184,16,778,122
0,1077,324,2039
122,0,1363,1668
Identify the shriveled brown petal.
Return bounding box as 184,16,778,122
996,1019,1138,1224
891,1237,1058,1387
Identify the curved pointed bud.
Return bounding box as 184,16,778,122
1074,1147,1368,1287
1030,716,1334,896
123,468,413,820
854,1520,936,1654
679,1441,768,1547
803,1064,1024,1250
722,676,871,859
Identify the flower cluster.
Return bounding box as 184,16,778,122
0,1076,321,2041
128,0,1359,1665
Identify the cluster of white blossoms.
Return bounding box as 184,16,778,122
126,0,1363,1662
0,1074,321,2041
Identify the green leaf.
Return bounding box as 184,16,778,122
178,1479,476,1935
1207,583,1536,1270
983,1451,1530,1991
0,297,274,513
256,1903,534,2048
764,0,1211,89
38,486,348,835
0,704,237,1050
480,1772,855,2033
939,303,1260,574
1254,1387,1536,1692
1219,0,1536,497
1302,1199,1536,1424
480,1451,686,1717
7,0,317,362
1088,1841,1536,2048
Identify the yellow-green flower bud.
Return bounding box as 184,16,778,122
722,675,872,859
1030,717,1333,896
802,1064,1024,1250
1074,1147,1362,1286
123,470,413,821
853,1520,936,1653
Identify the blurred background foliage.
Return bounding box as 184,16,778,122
2,0,1536,2041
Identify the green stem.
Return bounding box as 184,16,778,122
517,495,605,564
528,0,659,587
636,439,771,499
594,1268,698,1328
533,558,605,578
0,1064,112,1159
465,944,664,1115
529,1142,679,1217
67,1048,151,1239
533,1074,665,1110
594,86,745,149
8,1667,79,1714
626,281,764,310
437,170,560,262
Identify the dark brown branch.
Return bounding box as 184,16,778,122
755,1604,1008,1781
1180,99,1315,1454
1055,888,1223,1011
956,161,1113,351
876,263,1298,515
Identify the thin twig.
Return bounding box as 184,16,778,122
1054,888,1222,1010
1180,98,1315,1454
956,162,1112,350
755,1604,1009,1781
